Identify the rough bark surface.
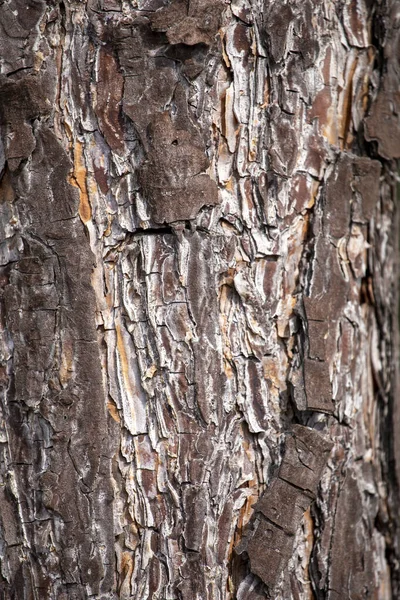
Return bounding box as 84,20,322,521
0,0,399,599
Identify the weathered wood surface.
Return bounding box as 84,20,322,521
0,0,399,598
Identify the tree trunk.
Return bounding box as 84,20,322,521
0,0,399,598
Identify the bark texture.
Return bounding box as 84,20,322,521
0,0,399,599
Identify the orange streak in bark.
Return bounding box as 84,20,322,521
59,336,73,386
69,140,92,223
340,57,358,149
107,400,121,423
116,324,131,394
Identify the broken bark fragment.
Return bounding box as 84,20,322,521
115,8,221,223
291,153,381,414
239,426,332,590
138,112,219,223
150,0,224,46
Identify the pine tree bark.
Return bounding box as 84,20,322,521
0,0,399,599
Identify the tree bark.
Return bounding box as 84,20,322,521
0,0,399,599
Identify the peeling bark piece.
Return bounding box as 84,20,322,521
150,0,224,46
12,0,45,31
365,88,400,159
325,155,352,238
95,47,125,153
165,43,208,79
328,470,375,599
122,60,179,144
231,0,252,24
182,485,208,551
0,76,52,124
255,478,311,535
262,2,293,64
0,75,53,170
247,517,294,589
118,15,220,223
139,112,219,223
149,0,188,37
269,107,298,177
279,425,333,495
0,0,45,76
291,0,319,69
164,15,216,46
303,358,334,413
304,237,349,322
242,427,332,590
307,319,328,360
351,157,381,221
